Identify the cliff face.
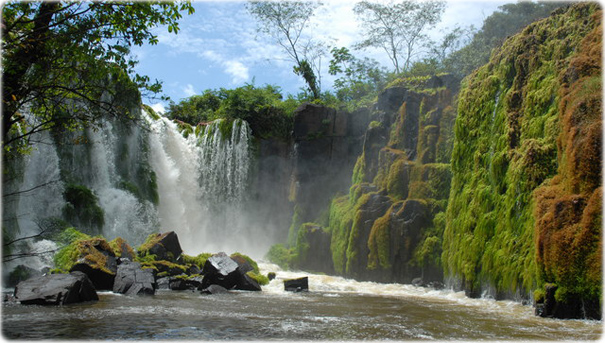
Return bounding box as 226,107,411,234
442,3,601,318
286,3,601,319
290,74,459,283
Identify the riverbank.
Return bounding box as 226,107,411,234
4,262,601,340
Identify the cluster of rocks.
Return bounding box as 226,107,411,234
12,231,266,305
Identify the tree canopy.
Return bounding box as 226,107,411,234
354,0,446,73
246,1,324,99
1,1,194,156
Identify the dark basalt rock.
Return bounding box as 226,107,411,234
200,284,229,295
70,263,116,291
69,238,117,291
284,277,308,292
147,231,183,262
230,254,254,274
169,275,203,291
236,273,261,291
200,252,240,290
156,277,170,290
200,252,261,291
14,271,98,305
113,261,155,296
267,272,276,281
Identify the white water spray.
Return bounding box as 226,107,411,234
143,114,255,255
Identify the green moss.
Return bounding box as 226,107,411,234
367,205,395,270
180,253,212,268
265,243,294,270
442,3,601,300
143,104,161,121
352,154,366,185
108,237,134,258
345,193,373,275
176,120,194,138
53,229,115,275
231,252,269,286
328,195,356,274
62,184,105,234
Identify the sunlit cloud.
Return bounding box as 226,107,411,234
183,83,196,97
224,60,249,84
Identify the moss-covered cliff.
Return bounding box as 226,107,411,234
277,2,601,320
283,74,459,283
442,3,601,318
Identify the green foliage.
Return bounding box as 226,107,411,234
328,47,388,110
265,244,294,270
62,184,105,235
2,2,194,155
165,84,296,140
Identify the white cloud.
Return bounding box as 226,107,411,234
203,50,249,85
183,84,196,97
150,103,166,114
224,60,249,84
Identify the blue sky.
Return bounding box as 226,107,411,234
132,0,509,113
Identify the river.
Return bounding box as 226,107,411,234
2,263,601,340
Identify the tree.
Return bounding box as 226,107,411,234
444,1,570,77
1,2,195,156
328,47,387,107
354,0,446,73
246,1,324,99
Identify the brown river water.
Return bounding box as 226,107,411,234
2,263,602,340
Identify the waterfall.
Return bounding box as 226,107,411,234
4,105,267,282
3,129,62,274
81,120,159,244
144,113,255,255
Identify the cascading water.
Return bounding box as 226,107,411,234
4,105,269,282
2,128,63,273
143,112,257,255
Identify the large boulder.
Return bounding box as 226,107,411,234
6,265,45,288
138,231,182,262
112,261,155,296
200,252,261,291
69,237,117,290
14,271,98,305
200,252,240,290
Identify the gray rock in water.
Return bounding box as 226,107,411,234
113,261,155,296
200,284,229,295
284,277,308,292
14,271,98,305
